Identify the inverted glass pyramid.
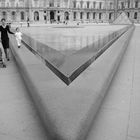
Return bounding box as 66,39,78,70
21,25,128,85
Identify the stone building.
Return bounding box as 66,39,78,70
0,0,140,23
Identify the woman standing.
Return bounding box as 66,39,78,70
0,18,14,61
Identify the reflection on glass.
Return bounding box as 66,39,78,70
21,25,126,55
21,25,129,84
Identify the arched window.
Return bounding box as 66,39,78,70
34,11,39,21
64,11,69,20
11,11,16,21
20,11,25,21
50,11,55,21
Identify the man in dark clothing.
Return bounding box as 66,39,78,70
0,18,14,61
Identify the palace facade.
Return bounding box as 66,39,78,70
0,0,140,23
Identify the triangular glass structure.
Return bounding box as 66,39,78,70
22,25,129,85
112,12,132,25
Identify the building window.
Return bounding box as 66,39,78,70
87,1,89,8
21,11,25,20
93,2,96,9
57,2,60,7
80,12,83,19
99,2,102,9
11,11,16,21
128,1,130,8
135,1,138,8
87,12,89,19
44,15,46,20
1,2,6,7
49,2,54,7
134,12,137,19
73,1,76,8
99,13,102,19
110,2,113,9
34,11,39,21
93,12,96,19
121,2,124,9
2,11,7,19
127,12,130,18
109,13,112,20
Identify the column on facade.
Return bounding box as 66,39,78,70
102,12,106,22
83,12,87,21
0,11,1,20
89,12,92,22
96,12,99,21
69,11,73,22
104,0,108,22
29,10,33,22
27,0,32,22
6,10,10,21
16,10,21,22
26,11,29,21
130,10,134,22
106,12,109,22
61,11,65,22
77,11,80,21
56,11,60,22
39,10,44,22
130,0,134,8
46,11,50,23
138,12,140,23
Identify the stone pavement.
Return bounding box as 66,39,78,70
0,25,140,140
0,50,48,140
87,25,140,140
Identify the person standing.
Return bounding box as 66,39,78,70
0,18,14,61
27,17,30,27
15,27,22,48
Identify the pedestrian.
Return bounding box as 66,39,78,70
0,18,14,61
27,18,30,27
15,27,22,48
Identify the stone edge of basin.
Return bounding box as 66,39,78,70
9,25,135,140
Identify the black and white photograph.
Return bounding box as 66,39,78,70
0,0,139,140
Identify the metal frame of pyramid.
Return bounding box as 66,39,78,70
112,11,132,25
